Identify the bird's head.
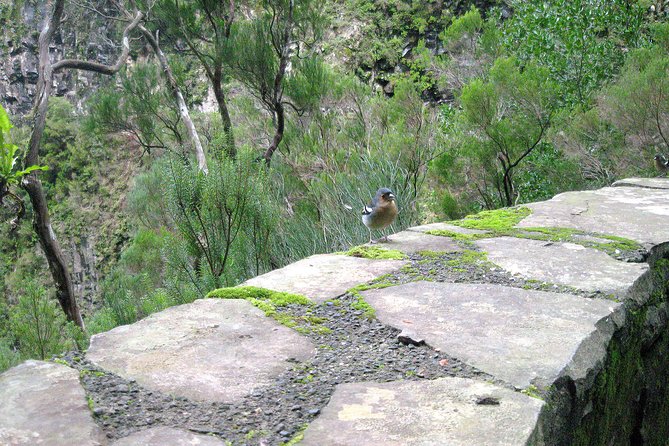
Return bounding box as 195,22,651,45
654,154,665,161
376,187,396,203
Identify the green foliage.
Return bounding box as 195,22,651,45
0,336,21,372
439,57,558,208
599,46,669,154
0,104,48,191
8,281,80,360
161,148,280,296
503,0,646,107
86,63,183,154
440,5,483,47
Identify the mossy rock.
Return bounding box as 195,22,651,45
207,286,312,330
426,206,644,260
206,286,311,306
339,245,407,260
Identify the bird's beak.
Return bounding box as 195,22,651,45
388,193,395,200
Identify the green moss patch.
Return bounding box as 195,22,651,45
451,207,532,231
347,277,399,319
339,245,407,260
207,286,313,330
426,207,643,260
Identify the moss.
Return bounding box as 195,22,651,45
206,286,311,306
451,207,532,232
347,280,397,320
426,206,643,259
207,286,311,330
521,384,544,400
445,250,490,268
569,258,669,444
339,245,407,260
281,424,308,446
416,250,444,258
425,229,481,242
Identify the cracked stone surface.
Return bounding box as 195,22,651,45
0,360,105,446
300,377,543,446
87,299,315,403
612,177,669,189
517,185,669,246
111,426,226,445
475,237,648,295
361,281,619,389
408,221,488,235
370,230,462,254
243,254,406,303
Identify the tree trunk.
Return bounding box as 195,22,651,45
212,65,236,158
263,101,285,165
139,24,208,173
22,0,143,329
24,0,84,328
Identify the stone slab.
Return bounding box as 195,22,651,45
517,185,669,246
612,177,669,190
362,282,619,388
408,221,488,235
0,360,105,446
111,427,225,445
370,230,462,254
243,254,406,303
87,299,315,403
475,237,648,295
300,377,543,446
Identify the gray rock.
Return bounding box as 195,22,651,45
300,377,543,446
612,177,669,189
111,426,226,445
361,281,619,388
87,299,315,403
0,360,105,446
517,186,669,246
372,230,462,254
475,237,648,295
243,254,406,303
408,221,488,235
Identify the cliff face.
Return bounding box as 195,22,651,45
0,0,121,119
0,0,135,309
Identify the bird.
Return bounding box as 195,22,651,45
654,154,669,177
362,187,398,244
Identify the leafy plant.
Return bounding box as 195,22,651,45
0,105,48,223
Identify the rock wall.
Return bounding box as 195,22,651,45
0,0,120,119
1,185,668,442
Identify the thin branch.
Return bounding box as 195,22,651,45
52,11,143,73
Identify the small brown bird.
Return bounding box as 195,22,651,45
654,154,669,177
362,188,398,243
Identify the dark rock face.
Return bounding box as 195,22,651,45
0,0,121,119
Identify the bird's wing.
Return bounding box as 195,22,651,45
362,204,374,215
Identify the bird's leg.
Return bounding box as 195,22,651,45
368,228,377,244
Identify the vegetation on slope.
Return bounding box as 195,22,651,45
1,0,668,370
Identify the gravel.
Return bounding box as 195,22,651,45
59,248,600,445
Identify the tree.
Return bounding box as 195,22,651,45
503,0,646,107
23,0,143,328
225,0,325,165
451,57,558,207
600,46,669,153
155,0,237,157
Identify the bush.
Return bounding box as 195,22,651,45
8,282,79,360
